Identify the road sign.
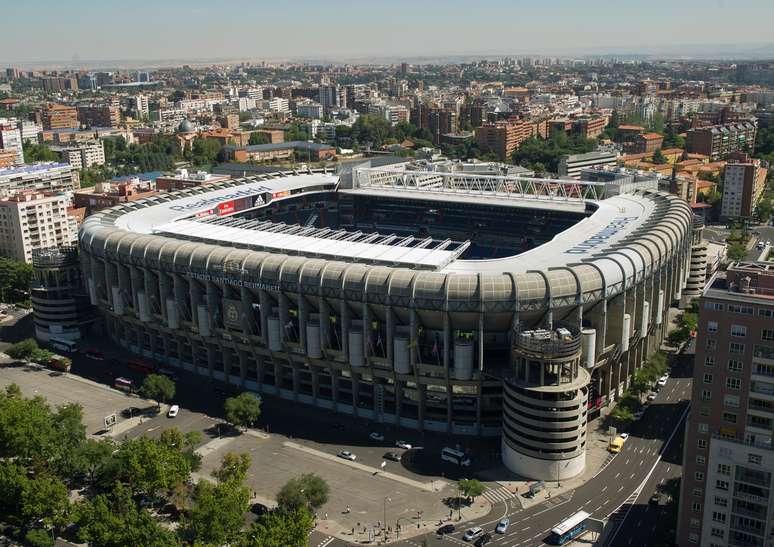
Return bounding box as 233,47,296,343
104,413,117,429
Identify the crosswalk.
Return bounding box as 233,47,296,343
315,536,335,547
482,486,516,504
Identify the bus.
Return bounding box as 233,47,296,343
114,377,134,392
49,337,78,354
441,447,471,467
126,358,154,375
547,511,590,545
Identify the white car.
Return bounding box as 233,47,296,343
396,440,412,449
657,377,668,387
167,404,179,418
463,527,483,541
647,392,657,402
619,433,630,441
338,450,356,461
369,432,385,441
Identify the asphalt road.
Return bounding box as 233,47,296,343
360,350,694,547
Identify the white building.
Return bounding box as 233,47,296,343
297,102,324,119
18,120,42,145
0,192,79,263
50,141,106,169
133,95,149,118
0,118,24,165
269,98,290,114
0,163,80,198
558,150,618,180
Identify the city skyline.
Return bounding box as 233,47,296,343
3,0,774,65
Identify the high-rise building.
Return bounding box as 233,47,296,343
0,191,79,263
677,261,774,547
475,120,534,161
0,118,24,165
41,103,79,130
721,160,768,220
133,95,149,119
41,77,78,92
50,141,106,169
428,109,458,145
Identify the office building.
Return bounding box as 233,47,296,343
475,120,534,161
155,169,231,192
686,122,757,160
0,163,80,198
558,150,618,180
0,118,24,165
721,160,768,220
0,191,79,263
296,102,324,119
580,166,659,197
677,261,774,547
41,103,79,130
73,178,157,215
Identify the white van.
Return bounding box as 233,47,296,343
441,447,471,466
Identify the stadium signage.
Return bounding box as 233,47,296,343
565,217,637,254
168,187,268,212
189,271,279,292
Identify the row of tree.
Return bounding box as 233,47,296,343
0,257,33,304
0,382,323,546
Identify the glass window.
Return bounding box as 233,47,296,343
703,373,714,384
729,342,745,354
714,496,728,507
702,390,712,401
724,395,740,408
716,480,729,491
726,377,741,390
707,321,718,333
727,360,743,373
722,412,737,424
748,453,762,465
705,356,715,367
698,439,708,449
706,339,717,351
717,463,731,475
762,329,774,341
691,502,701,512
699,423,709,433
730,324,747,337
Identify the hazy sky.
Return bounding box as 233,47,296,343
2,0,773,64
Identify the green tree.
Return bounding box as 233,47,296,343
213,452,251,484
458,478,485,502
652,148,667,164
24,528,54,547
727,242,747,261
756,198,772,223
4,383,22,398
276,473,329,512
73,439,116,484
183,478,250,545
114,436,192,499
0,389,57,462
248,132,270,146
0,461,27,521
23,142,57,162
51,402,87,476
240,507,314,547
611,404,635,425
140,374,176,410
0,256,33,302
224,393,261,430
5,338,39,360
21,475,70,531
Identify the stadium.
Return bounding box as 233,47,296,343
78,163,694,480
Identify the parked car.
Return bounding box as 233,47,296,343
121,406,141,418
619,433,630,441
338,450,356,461
250,502,269,516
633,410,645,420
649,493,662,505
647,392,657,401
167,404,179,418
463,527,483,541
384,452,402,462
437,524,455,535
657,377,667,387
396,440,412,449
369,432,384,441
495,518,509,534
475,533,492,546
85,348,104,360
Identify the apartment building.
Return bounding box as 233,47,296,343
0,191,79,263
155,169,231,191
77,105,121,128
721,160,768,220
50,141,106,169
686,122,757,160
41,104,79,130
72,178,158,215
296,102,324,119
677,261,774,547
632,132,665,154
0,163,80,199
0,118,24,165
475,119,534,161
557,150,618,179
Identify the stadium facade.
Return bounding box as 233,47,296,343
79,165,694,480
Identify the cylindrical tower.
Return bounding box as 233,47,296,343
31,246,92,342
501,324,589,481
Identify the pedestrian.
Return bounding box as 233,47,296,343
325,512,328,520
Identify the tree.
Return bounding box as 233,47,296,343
213,452,251,484
0,461,27,520
0,389,57,461
182,478,250,545
22,142,57,162
0,256,33,302
52,403,87,476
24,528,54,547
4,383,22,399
73,439,115,484
114,436,192,499
652,148,667,165
5,338,39,360
611,404,635,425
224,393,261,430
140,374,176,410
727,242,747,261
756,198,772,223
21,475,70,532
276,473,329,512
240,507,314,547
458,478,485,503
248,132,270,146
